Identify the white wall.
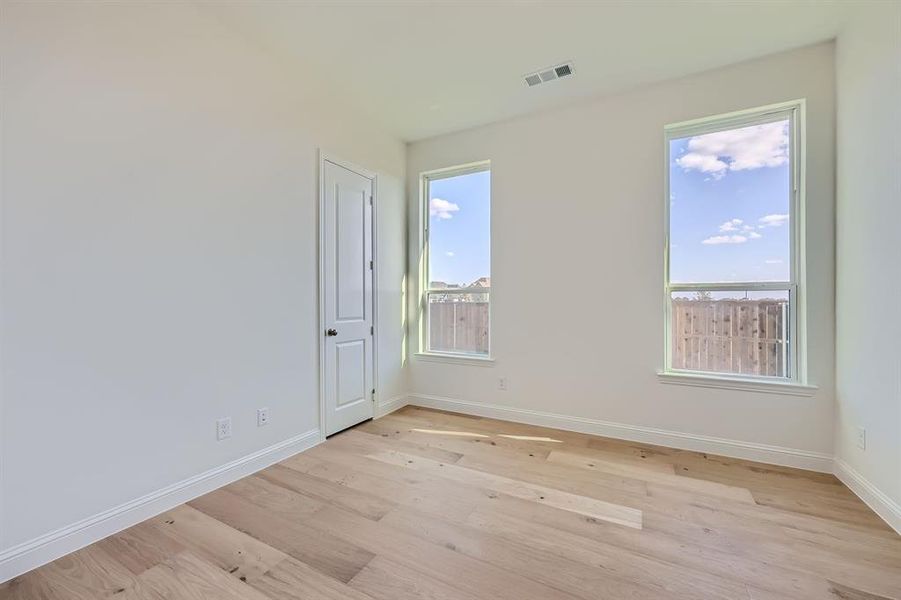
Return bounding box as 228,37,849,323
0,0,406,553
834,2,901,521
8,0,897,570
407,43,835,461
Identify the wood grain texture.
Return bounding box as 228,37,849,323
2,406,899,600
365,448,644,528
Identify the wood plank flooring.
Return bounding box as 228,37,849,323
2,406,899,599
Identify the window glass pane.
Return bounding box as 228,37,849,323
670,290,789,378
428,170,490,290
669,119,791,283
428,292,489,355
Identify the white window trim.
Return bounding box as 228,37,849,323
662,100,809,390
657,371,817,397
419,161,492,361
413,352,496,367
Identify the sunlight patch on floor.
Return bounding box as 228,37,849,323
411,428,490,438
497,434,563,443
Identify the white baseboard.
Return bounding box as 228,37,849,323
375,394,409,418
0,428,321,584
404,394,900,533
4,396,896,585
833,459,901,534
407,393,834,473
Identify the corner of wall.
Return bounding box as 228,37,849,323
832,0,901,533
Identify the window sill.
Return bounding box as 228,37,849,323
657,371,818,397
414,352,495,367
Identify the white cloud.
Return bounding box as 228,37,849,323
702,234,749,245
759,213,789,227
676,121,789,179
765,259,783,264
445,251,455,257
703,219,764,245
429,198,460,220
679,153,728,177
718,218,743,232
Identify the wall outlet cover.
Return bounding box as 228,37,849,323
217,417,232,441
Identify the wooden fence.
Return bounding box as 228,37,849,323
429,301,489,354
428,297,786,375
671,298,788,377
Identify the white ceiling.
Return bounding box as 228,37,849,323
202,1,860,141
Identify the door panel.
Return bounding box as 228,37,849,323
336,187,366,321
323,160,374,436
335,341,366,407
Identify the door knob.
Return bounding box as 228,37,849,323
326,328,338,337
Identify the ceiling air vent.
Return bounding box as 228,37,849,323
524,62,574,87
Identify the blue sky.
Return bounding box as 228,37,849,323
428,170,490,286
669,119,791,283
426,121,789,287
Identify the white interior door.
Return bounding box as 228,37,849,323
322,159,374,436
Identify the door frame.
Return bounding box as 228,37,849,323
318,150,379,441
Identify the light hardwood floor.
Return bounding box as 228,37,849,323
2,406,900,599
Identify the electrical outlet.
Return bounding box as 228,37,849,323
856,427,866,451
216,417,232,441
498,377,508,391
257,407,270,427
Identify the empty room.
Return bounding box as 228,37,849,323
1,0,899,598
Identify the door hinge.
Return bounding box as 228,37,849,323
370,325,374,335
369,195,373,205
369,260,373,270
371,388,376,401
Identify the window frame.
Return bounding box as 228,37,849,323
663,100,807,385
419,161,492,360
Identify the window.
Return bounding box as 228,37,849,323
421,163,491,357
665,102,803,381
